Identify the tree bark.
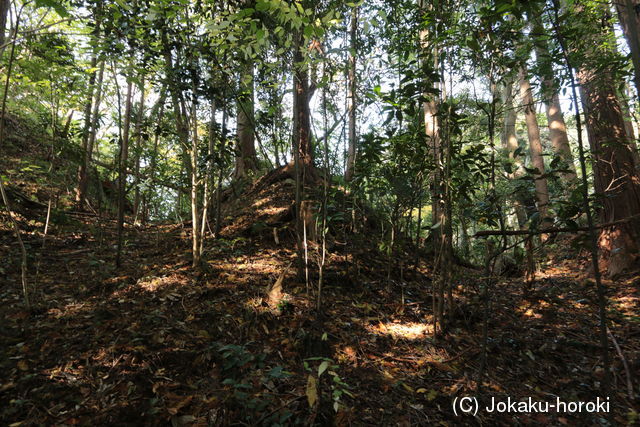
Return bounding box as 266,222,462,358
235,62,257,178
519,68,552,231
578,69,640,275
501,78,530,227
133,77,146,219
144,87,167,222
292,31,313,171
345,6,358,182
116,76,133,268
76,53,99,206
190,85,201,269
545,91,578,183
532,14,578,186
613,0,640,100
0,0,9,51
215,95,227,237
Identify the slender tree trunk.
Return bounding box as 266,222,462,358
419,0,446,334
86,60,105,195
235,62,257,178
190,87,201,269
214,97,227,238
116,76,134,268
292,29,309,280
61,110,74,138
133,77,146,220
76,53,99,206
614,0,640,100
144,87,166,223
200,99,216,248
0,13,29,308
292,31,314,170
345,6,358,182
519,68,552,231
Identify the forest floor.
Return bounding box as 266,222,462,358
1,181,639,426
1,131,639,425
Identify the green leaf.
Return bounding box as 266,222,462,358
34,0,69,16
304,25,314,38
318,360,329,377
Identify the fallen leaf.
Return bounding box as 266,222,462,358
306,375,317,407
401,383,414,392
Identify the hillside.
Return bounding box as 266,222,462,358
1,120,639,425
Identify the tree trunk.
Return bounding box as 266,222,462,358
200,98,216,248
345,6,358,182
292,30,306,280
235,63,257,178
501,78,529,222
133,77,146,220
519,68,552,231
0,0,9,50
533,14,578,186
419,0,449,333
144,87,167,223
86,60,105,190
578,70,640,275
190,88,201,269
215,96,227,238
116,77,134,268
292,31,313,171
502,78,520,166
545,92,578,182
76,53,99,207
614,0,640,100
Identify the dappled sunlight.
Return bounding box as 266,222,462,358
611,295,639,317
136,274,179,292
367,320,433,340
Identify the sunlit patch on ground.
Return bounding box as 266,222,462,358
135,273,188,293
611,294,639,318
367,321,432,339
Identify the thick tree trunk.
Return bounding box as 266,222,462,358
545,92,578,183
501,78,530,227
345,6,358,182
579,69,640,275
533,16,578,186
0,0,9,50
519,68,552,231
235,62,257,178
